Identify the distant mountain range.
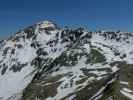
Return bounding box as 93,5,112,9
0,21,133,100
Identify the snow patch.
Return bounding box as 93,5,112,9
120,90,133,99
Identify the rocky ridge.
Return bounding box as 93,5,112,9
0,21,133,100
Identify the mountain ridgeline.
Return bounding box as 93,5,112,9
0,21,133,100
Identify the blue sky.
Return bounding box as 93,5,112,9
0,0,133,38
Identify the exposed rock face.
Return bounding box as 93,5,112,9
0,21,133,100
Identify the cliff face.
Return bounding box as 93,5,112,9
0,21,133,100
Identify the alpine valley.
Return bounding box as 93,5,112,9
0,21,133,100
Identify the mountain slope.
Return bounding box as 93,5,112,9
0,21,133,100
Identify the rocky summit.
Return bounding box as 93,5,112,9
0,21,133,100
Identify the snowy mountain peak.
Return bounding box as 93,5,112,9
1,21,133,100
37,20,57,30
